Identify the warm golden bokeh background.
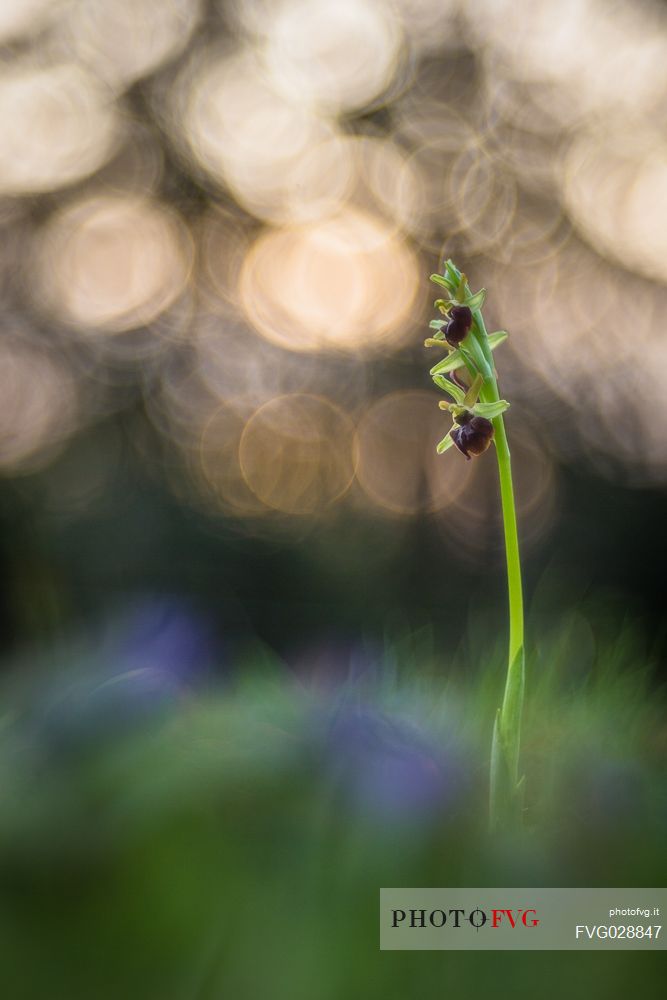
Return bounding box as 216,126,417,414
2,0,666,538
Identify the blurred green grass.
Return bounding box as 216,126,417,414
0,614,665,999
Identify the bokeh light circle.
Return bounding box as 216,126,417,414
198,401,269,517
239,209,420,354
60,0,203,91
180,47,346,222
563,132,667,284
0,0,56,43
0,62,119,195
36,194,193,334
436,421,557,560
239,394,356,515
0,342,78,471
257,0,403,114
354,391,474,515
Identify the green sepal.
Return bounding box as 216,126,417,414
463,373,483,407
472,400,510,419
444,259,460,283
465,288,486,311
432,374,465,404
436,432,455,454
430,334,506,378
429,273,451,290
487,330,508,348
428,319,446,331
429,350,466,376
453,277,468,304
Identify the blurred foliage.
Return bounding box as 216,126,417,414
0,615,664,998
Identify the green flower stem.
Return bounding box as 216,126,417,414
429,262,525,827
471,307,525,829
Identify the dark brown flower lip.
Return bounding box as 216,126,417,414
451,415,494,459
444,304,473,347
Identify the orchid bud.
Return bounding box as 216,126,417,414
445,305,473,347
451,412,494,459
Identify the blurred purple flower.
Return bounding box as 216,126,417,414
320,704,470,825
34,595,218,754
109,595,217,689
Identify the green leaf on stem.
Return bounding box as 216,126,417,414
489,709,509,831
